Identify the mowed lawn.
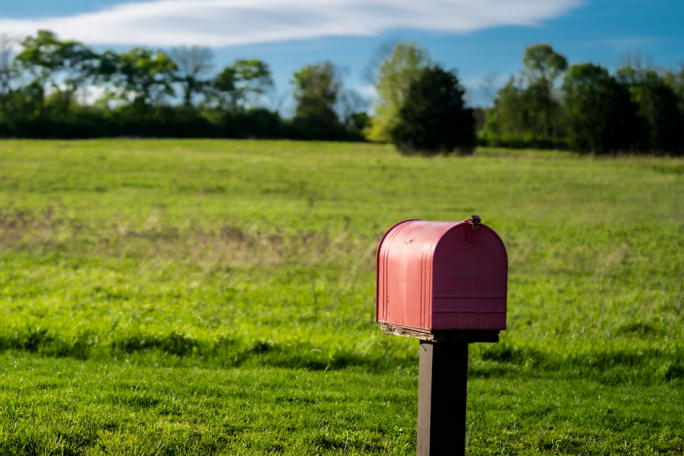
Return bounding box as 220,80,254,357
0,139,683,455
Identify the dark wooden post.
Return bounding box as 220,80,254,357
417,341,469,456
383,325,498,455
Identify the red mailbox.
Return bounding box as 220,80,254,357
376,218,507,333
376,216,508,456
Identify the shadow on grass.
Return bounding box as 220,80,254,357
2,330,683,387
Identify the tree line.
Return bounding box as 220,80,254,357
1,30,683,155
478,45,684,155
365,42,684,155
0,30,369,141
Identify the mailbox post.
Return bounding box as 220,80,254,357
376,216,507,456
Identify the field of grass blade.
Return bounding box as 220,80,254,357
0,139,682,455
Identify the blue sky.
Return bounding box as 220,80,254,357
1,0,682,108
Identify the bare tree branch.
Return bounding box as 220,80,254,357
362,39,399,86
170,46,215,106
479,72,500,106
0,33,19,99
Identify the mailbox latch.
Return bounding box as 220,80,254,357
465,215,482,243
464,215,482,231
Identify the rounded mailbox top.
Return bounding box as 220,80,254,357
376,219,508,333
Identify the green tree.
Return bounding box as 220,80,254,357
563,63,639,154
390,65,475,155
344,112,370,137
292,61,341,135
1,82,45,124
212,59,273,111
665,65,684,113
489,77,526,141
617,66,683,154
481,45,567,147
14,30,100,111
665,65,684,151
113,48,177,106
366,42,430,142
522,44,567,138
233,59,273,108
212,66,237,109
523,44,568,85
338,89,370,139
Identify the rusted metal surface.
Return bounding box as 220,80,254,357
376,219,508,333
381,323,499,343
463,215,482,231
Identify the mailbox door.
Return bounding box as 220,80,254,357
432,224,507,330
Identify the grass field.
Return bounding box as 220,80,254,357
0,139,683,455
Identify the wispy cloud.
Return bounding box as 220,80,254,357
0,0,582,47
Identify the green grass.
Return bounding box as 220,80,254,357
0,139,683,455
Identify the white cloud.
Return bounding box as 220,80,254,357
0,0,581,47
356,84,378,98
